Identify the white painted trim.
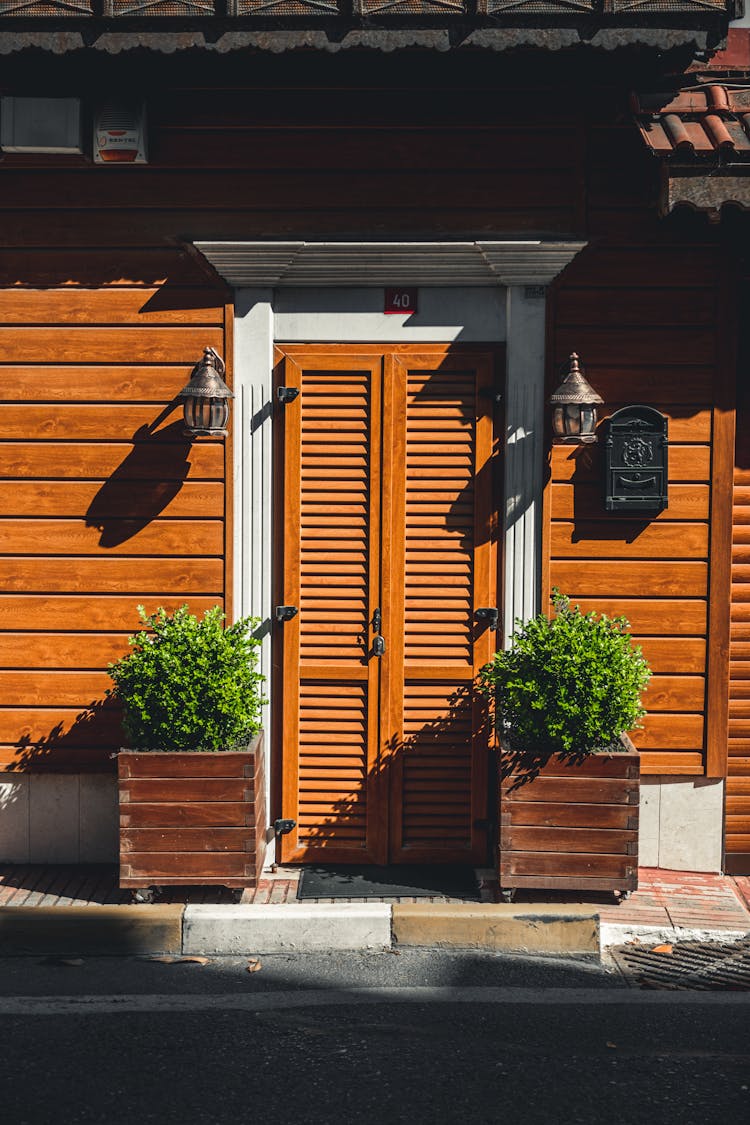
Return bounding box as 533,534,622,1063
197,240,586,288
232,290,274,750
228,241,589,861
274,287,506,343
502,287,548,642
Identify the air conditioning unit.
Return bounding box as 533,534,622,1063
94,102,147,164
0,97,83,154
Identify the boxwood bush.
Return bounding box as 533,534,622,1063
108,605,265,752
478,591,650,756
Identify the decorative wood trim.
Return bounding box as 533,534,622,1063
479,0,594,10
103,0,213,13
471,351,497,856
540,280,557,615
270,347,286,832
356,0,466,10
610,0,726,9
223,297,235,629
0,0,92,11
706,255,736,779
366,351,385,862
231,0,337,11
381,351,404,863
278,354,303,863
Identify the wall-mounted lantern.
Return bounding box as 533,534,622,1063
179,347,233,438
549,352,603,444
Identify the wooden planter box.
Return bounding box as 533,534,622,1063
117,732,266,889
499,743,640,896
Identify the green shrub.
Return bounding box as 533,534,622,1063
107,605,265,752
477,591,650,756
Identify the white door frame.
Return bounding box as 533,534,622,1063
194,239,587,860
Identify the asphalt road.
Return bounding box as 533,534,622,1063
0,951,748,1125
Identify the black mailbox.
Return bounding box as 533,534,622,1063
603,406,668,513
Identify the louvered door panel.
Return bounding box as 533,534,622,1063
385,352,496,862
400,682,474,847
278,345,499,866
300,371,372,666
404,369,476,667
298,681,369,847
279,353,385,863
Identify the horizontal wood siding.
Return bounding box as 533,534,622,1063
727,277,750,872
0,63,733,813
547,246,729,778
0,270,229,771
0,81,587,257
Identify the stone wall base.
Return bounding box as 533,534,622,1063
0,774,118,863
639,776,725,873
0,771,728,873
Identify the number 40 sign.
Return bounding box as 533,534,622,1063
384,287,418,315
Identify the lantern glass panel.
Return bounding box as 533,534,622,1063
182,395,230,436
579,403,597,438
564,403,581,436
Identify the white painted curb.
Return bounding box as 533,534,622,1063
182,903,393,955
599,921,749,959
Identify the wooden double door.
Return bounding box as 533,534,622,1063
275,344,500,865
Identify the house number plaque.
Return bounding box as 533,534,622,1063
603,405,668,513
384,287,418,315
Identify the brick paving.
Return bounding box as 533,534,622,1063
733,875,750,912
0,864,748,934
598,867,750,932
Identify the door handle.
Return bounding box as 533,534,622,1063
371,607,385,656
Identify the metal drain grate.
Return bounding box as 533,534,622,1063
611,939,750,990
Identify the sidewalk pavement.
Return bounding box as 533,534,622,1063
0,864,748,960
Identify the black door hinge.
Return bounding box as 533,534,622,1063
274,818,296,836
275,605,298,622
277,386,300,404
475,607,499,631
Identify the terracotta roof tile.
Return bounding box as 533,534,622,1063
724,119,750,152
634,84,750,158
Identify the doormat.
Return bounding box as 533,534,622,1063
297,864,480,901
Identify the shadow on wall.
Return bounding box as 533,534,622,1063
85,414,190,547
0,247,222,292
11,699,120,774
565,440,651,545
9,400,200,770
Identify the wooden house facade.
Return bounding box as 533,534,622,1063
0,6,749,877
